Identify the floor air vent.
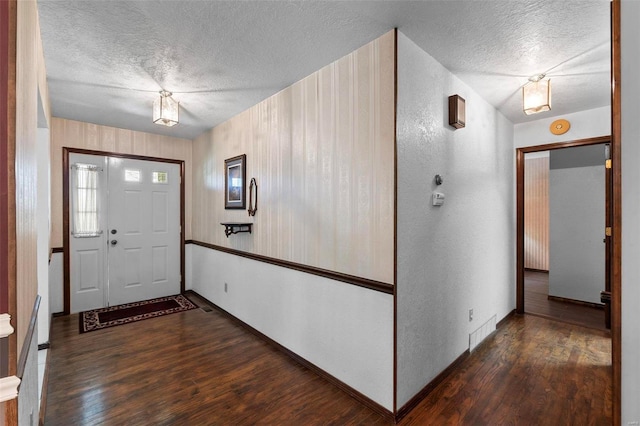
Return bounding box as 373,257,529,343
469,314,497,351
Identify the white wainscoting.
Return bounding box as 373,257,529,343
187,243,394,411
49,252,64,314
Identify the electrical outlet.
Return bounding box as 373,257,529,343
469,309,473,322
224,282,228,293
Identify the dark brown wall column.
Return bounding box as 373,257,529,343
1,0,18,424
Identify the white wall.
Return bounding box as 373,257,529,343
514,106,610,148
395,32,515,408
188,244,394,410
548,164,605,304
48,252,63,314
36,127,50,344
621,1,640,423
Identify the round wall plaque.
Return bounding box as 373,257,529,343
550,119,571,135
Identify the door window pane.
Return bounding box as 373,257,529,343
124,169,141,182
72,163,101,237
152,171,168,184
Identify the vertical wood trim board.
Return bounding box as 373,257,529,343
524,156,549,271
0,0,16,384
610,0,621,423
191,30,395,284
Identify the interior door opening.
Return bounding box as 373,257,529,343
522,143,611,331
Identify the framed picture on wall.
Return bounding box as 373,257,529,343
224,154,246,209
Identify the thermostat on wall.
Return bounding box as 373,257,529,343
432,192,445,206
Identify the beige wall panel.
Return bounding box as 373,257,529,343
35,9,50,124
192,30,395,284
12,1,46,421
524,156,549,270
15,0,39,348
50,118,193,247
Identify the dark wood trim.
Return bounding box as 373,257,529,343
516,148,525,314
51,312,65,318
190,240,394,294
395,349,470,422
51,247,63,253
61,147,184,165
16,295,40,380
3,1,17,424
396,309,516,421
516,135,611,315
184,290,394,422
547,295,604,310
393,27,399,415
524,267,548,273
62,149,70,313
0,0,12,382
180,160,185,294
610,1,622,423
517,136,611,154
63,147,186,314
185,239,194,245
605,141,612,330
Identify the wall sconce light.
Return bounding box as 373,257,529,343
523,74,551,115
448,95,465,129
153,90,179,127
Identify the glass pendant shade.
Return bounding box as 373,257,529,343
522,78,551,115
153,91,179,127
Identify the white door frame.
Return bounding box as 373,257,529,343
63,147,185,314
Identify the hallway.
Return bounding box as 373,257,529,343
43,294,612,425
525,270,607,331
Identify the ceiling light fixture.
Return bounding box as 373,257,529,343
153,90,179,127
522,74,551,115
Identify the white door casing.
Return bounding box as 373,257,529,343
69,154,181,313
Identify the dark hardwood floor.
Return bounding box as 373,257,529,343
399,314,611,425
525,270,608,331
44,295,612,425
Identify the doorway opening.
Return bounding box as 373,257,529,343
63,148,185,314
522,142,611,331
516,136,611,327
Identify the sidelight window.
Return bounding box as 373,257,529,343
72,163,101,237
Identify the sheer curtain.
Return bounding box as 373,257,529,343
72,163,101,237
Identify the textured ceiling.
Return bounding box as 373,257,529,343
37,1,611,140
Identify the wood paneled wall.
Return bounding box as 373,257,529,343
192,30,395,284
15,0,44,352
50,118,193,247
524,156,549,271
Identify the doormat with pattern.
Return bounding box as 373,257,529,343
79,294,197,333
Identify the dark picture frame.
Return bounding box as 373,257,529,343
224,154,246,209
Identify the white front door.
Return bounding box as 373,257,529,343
69,154,181,313
107,157,180,306
69,153,108,313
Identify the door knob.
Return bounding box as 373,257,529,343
110,240,118,246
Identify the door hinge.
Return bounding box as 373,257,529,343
605,226,612,237
605,159,612,169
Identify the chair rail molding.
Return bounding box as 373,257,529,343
0,313,14,338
